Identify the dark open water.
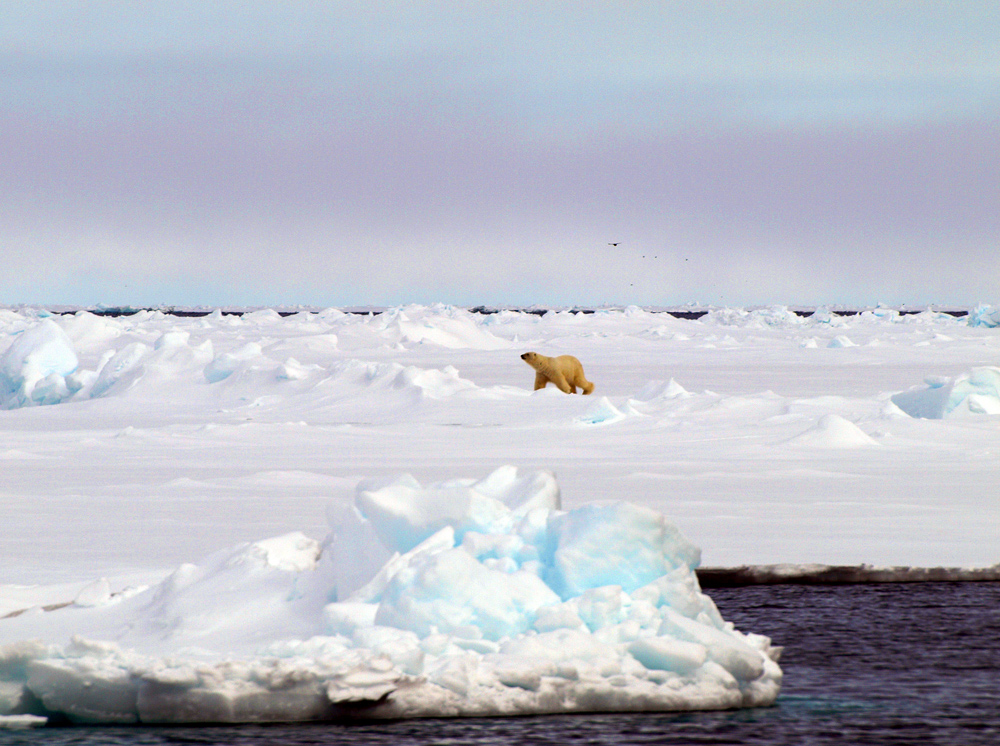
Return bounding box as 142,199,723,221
3,583,998,745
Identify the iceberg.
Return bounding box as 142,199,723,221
0,467,781,724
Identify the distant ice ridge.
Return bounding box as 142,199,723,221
0,304,981,410
700,306,806,328
0,308,513,409
0,466,781,724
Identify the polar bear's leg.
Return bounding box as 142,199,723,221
534,372,549,390
549,372,572,394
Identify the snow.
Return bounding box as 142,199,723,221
1,303,998,724
783,413,881,448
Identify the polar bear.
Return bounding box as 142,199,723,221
521,351,594,395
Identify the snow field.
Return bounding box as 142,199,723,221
0,303,998,723
1,304,997,579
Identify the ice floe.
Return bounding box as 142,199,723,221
0,467,781,724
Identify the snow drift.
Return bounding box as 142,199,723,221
0,467,781,724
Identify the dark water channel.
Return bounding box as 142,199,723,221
3,583,998,745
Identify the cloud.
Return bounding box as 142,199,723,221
1,2,998,307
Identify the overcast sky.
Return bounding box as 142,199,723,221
2,1,998,309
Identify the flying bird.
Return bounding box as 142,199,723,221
608,242,620,247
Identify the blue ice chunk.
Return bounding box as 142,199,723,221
968,304,1000,328
891,367,1000,418
0,320,79,408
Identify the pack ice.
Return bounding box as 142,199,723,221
0,466,781,724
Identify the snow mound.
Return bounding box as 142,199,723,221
784,414,879,448
891,367,1000,419
57,311,123,350
332,359,479,401
375,305,511,350
574,396,628,425
0,467,781,724
89,333,214,398
633,379,690,402
204,342,264,383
